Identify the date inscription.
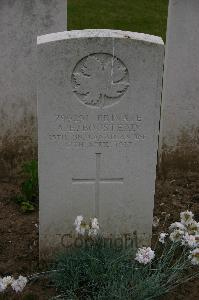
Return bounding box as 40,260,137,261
48,113,145,148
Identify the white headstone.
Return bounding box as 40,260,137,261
37,30,164,254
160,0,199,166
0,0,67,177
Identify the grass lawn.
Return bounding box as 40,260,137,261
68,0,169,41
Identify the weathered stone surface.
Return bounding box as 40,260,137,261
37,29,164,253
0,0,67,179
160,0,199,170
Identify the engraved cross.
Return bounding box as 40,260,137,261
72,153,124,216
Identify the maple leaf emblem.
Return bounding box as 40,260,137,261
72,54,129,108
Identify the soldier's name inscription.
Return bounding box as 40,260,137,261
49,112,145,148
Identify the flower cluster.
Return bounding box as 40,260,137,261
156,210,199,265
0,275,27,293
74,215,100,237
136,211,199,266
135,247,155,265
169,211,199,251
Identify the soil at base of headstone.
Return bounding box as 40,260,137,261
0,170,199,299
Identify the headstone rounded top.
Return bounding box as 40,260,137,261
37,29,164,46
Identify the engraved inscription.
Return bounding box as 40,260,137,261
49,112,145,149
72,53,129,108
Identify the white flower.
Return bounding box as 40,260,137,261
74,215,100,236
79,226,86,235
91,218,99,230
11,276,28,293
88,218,100,236
0,278,6,293
170,229,184,242
88,228,99,236
74,215,84,227
2,276,14,287
180,211,194,226
187,221,199,235
76,224,87,236
189,248,199,265
169,222,185,232
135,247,155,265
159,233,168,244
74,215,86,235
153,216,160,228
182,233,199,248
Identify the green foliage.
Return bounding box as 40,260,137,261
51,240,199,299
22,160,38,200
14,160,38,213
68,0,169,41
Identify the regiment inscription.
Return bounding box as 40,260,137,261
49,112,145,148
